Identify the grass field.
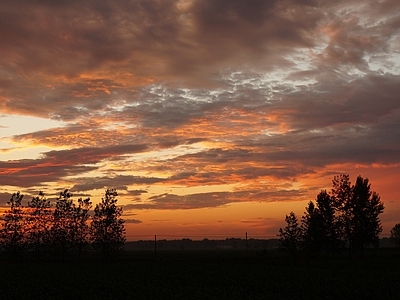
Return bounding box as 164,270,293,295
0,249,399,299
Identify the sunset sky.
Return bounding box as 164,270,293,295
1,0,400,240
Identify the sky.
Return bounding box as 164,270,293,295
1,0,400,240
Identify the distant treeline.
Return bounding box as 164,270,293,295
124,237,398,251
125,238,280,251
278,174,400,256
0,189,125,261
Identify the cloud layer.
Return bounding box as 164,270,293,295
1,0,400,236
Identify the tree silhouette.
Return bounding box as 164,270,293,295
71,197,92,260
331,174,352,210
331,174,352,248
280,174,385,256
316,190,343,254
301,201,324,255
50,189,74,260
0,192,26,260
0,188,126,262
345,176,384,253
26,191,52,260
389,223,400,248
302,190,343,256
278,212,302,257
91,189,125,259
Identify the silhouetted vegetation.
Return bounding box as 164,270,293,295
1,174,398,299
26,191,52,260
278,174,385,256
0,189,125,261
0,192,25,260
91,189,125,260
390,223,400,247
277,212,302,257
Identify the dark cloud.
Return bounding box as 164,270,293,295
0,192,14,207
124,219,143,224
0,144,149,187
0,0,326,119
71,176,163,192
123,186,309,210
123,192,233,210
126,189,148,197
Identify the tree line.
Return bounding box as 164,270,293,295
0,189,125,261
277,174,400,257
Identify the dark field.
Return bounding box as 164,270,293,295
1,249,400,300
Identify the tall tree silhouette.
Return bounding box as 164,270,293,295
71,197,92,260
0,192,26,260
26,191,52,260
316,190,342,254
345,176,384,253
50,189,74,260
331,174,352,248
278,212,302,257
91,189,125,259
301,201,324,255
302,190,342,256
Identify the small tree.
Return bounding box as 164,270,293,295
70,197,92,260
278,212,302,257
390,223,400,248
0,192,26,260
91,189,125,259
331,174,352,248
26,191,52,260
50,189,74,260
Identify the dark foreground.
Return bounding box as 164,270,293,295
1,249,399,300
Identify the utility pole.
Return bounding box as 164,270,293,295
246,232,248,250
154,235,157,259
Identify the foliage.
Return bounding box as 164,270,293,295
283,174,385,256
278,212,302,256
91,189,126,258
344,176,384,251
50,189,75,259
0,192,26,258
331,174,352,209
301,201,324,255
316,189,342,252
302,190,343,256
26,191,52,258
0,188,126,262
390,223,400,247
71,197,92,259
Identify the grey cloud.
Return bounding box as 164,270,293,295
275,73,400,129
2,0,397,125
123,192,233,210
126,189,148,196
0,0,327,119
0,164,96,187
0,192,14,207
71,175,164,192
0,144,149,187
124,219,143,224
123,186,309,210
